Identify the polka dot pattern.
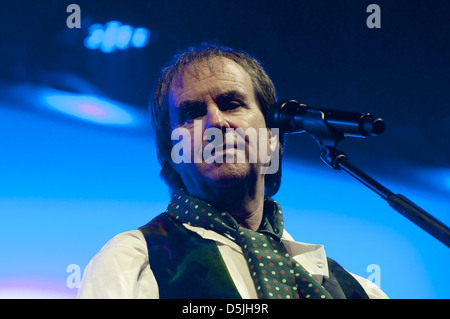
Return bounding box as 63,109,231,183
167,192,332,299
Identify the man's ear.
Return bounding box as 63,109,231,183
268,128,279,155
260,127,280,175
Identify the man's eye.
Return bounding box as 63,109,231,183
222,101,242,111
184,109,203,122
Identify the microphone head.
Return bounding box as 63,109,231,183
268,100,386,137
360,114,386,136
267,100,306,133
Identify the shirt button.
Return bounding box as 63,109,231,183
316,261,324,268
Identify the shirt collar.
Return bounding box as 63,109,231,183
183,223,330,284
281,232,329,283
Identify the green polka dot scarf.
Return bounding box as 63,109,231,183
167,192,333,299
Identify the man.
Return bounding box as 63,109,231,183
77,44,387,299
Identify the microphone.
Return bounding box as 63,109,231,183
268,100,385,138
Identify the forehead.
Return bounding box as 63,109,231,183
168,57,255,107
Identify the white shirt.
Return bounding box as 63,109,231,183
76,225,388,299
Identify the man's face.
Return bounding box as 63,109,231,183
168,57,273,198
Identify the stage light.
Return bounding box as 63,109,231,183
100,21,121,53
84,24,104,50
116,25,133,49
131,27,150,48
84,21,150,53
42,93,135,126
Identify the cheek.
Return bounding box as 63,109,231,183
170,123,206,166
229,108,266,130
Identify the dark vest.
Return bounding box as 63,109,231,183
139,213,369,299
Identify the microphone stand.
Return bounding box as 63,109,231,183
303,117,450,248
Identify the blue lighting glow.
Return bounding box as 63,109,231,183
84,21,150,53
444,173,450,191
415,167,450,193
116,25,133,49
42,93,134,126
131,27,150,48
83,24,104,50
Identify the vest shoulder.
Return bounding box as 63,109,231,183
139,212,179,236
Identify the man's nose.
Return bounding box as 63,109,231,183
204,104,229,131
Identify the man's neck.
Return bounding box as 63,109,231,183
197,177,266,231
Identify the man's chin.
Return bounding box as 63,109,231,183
201,163,251,185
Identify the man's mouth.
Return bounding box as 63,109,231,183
204,145,243,162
